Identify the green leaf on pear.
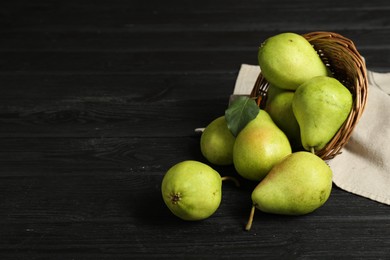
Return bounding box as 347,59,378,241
225,96,259,136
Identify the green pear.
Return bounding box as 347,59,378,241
258,32,329,90
292,76,353,152
161,160,222,221
246,151,332,230
200,116,235,165
265,84,301,150
233,110,292,181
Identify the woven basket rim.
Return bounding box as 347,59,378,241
251,31,368,160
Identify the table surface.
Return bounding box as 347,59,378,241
1,0,390,259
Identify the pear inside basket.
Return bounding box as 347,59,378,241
250,31,368,160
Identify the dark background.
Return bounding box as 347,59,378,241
1,0,389,259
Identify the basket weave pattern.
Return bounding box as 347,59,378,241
250,31,368,160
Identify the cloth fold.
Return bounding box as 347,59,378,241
232,64,390,205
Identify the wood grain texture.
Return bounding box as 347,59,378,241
0,0,390,258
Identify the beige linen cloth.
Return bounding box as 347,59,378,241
232,64,390,205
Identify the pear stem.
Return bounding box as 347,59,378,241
310,147,315,154
256,96,262,107
245,205,256,231
221,176,240,187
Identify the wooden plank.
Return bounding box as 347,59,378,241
0,49,388,73
1,30,389,52
0,50,253,73
0,136,204,174
2,1,390,33
0,99,230,137
0,73,237,102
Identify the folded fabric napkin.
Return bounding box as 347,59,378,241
232,64,390,205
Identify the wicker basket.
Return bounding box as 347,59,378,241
250,31,368,160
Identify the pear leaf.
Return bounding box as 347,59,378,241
225,96,259,136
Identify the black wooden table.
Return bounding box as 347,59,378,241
1,1,390,259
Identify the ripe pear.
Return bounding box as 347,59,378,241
258,32,329,90
233,110,292,181
200,116,235,165
292,76,353,152
161,160,222,221
246,151,332,230
265,84,301,150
